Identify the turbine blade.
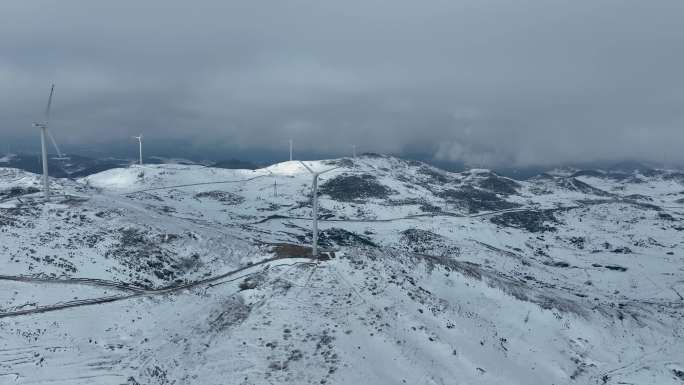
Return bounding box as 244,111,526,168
298,160,314,174
45,84,55,123
46,128,63,158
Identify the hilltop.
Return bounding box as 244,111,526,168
0,154,683,384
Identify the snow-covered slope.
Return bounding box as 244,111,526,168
1,155,683,384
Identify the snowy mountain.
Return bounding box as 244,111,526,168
0,154,683,384
0,153,258,180
0,153,131,178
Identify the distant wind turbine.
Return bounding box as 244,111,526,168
132,134,143,165
289,139,293,161
299,161,339,256
32,84,63,199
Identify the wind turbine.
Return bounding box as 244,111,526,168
299,161,339,256
32,84,59,199
289,139,293,161
132,134,143,165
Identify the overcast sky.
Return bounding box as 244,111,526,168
1,0,683,167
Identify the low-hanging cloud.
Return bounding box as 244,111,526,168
1,0,683,167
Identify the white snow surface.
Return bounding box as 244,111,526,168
0,155,683,384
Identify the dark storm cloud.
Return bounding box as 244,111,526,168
1,0,683,166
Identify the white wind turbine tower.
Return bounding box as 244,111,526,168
289,139,293,161
32,84,60,199
132,134,143,165
299,160,339,256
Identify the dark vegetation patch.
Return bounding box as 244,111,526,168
0,205,39,229
94,209,123,218
324,158,354,168
104,227,197,287
28,254,77,273
386,198,442,213
320,174,394,202
556,178,611,196
177,253,203,271
156,205,176,214
578,198,663,212
399,228,460,256
194,190,244,205
0,186,40,200
419,201,442,212
604,265,628,272
387,197,423,206
0,210,19,227
239,277,259,291
490,209,559,232
475,175,521,195
437,186,520,214
570,170,605,178
544,261,571,268
569,236,585,249
125,192,163,201
207,296,251,332
319,228,377,247
360,152,384,158
356,248,589,317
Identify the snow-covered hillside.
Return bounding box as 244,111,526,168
1,155,683,384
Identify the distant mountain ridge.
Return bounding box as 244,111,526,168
0,152,262,178
2,151,680,180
